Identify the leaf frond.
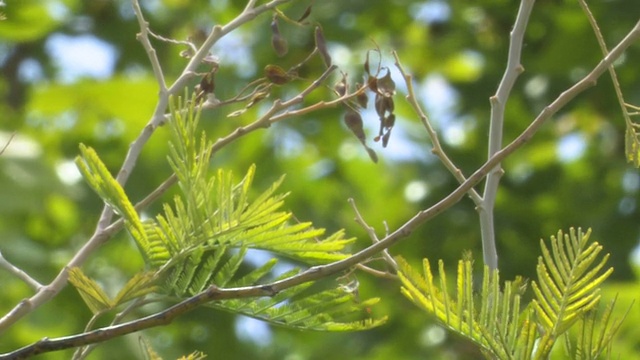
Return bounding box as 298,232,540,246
397,257,536,359
75,145,148,250
113,271,159,306
531,227,613,357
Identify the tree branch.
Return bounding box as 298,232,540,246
480,0,535,270
0,251,42,291
393,52,482,204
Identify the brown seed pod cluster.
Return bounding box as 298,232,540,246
340,46,397,163
364,50,396,148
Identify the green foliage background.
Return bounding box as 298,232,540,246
1,0,640,358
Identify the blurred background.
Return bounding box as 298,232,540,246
1,0,640,358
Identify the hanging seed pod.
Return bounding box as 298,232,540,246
264,64,292,85
363,51,371,76
382,129,392,148
365,147,379,163
384,113,396,129
334,74,348,97
355,83,368,108
315,26,332,67
270,17,288,57
199,71,215,95
344,110,378,163
382,114,395,147
344,110,365,142
376,68,396,97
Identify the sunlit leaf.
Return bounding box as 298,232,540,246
68,267,113,314
113,271,159,306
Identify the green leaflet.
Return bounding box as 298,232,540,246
68,267,158,314
75,144,147,250
531,228,614,358
397,227,620,360
68,267,113,314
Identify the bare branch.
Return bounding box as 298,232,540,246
393,53,482,205
348,198,397,271
481,0,535,270
132,0,167,91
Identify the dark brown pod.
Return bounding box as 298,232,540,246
315,26,332,68
270,18,288,57
344,110,365,142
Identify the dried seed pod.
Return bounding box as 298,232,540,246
199,72,215,95
344,110,365,142
365,147,379,163
376,68,396,97
384,113,396,129
374,94,394,118
363,50,371,76
344,110,378,163
334,74,348,97
367,76,378,94
382,129,392,147
271,17,288,57
264,64,292,85
315,26,332,67
355,83,368,108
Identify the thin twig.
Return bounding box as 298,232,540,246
577,1,632,126
0,252,42,291
348,198,397,271
393,52,482,204
0,132,15,155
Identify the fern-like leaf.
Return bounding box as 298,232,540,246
562,296,629,360
397,257,538,359
531,228,613,358
113,271,158,306
75,145,147,250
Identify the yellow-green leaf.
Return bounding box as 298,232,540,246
68,267,113,314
